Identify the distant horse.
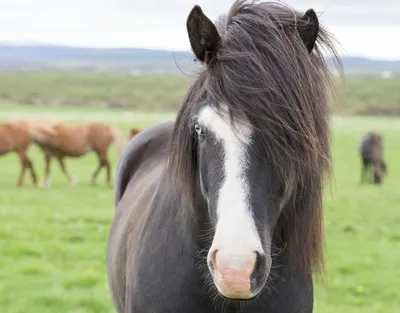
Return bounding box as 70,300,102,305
0,120,39,187
107,1,342,313
32,121,127,186
129,127,141,139
359,131,387,184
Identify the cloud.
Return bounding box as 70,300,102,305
0,0,398,59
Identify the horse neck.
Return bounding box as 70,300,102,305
29,123,56,143
170,169,210,247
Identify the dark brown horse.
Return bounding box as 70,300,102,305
107,1,342,312
359,131,387,184
31,121,127,186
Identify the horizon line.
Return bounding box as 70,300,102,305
0,41,398,62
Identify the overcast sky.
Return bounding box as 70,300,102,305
0,0,399,60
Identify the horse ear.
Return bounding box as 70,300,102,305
186,5,221,65
297,9,319,53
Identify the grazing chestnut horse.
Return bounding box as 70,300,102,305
107,1,341,313
129,127,141,139
359,131,387,184
32,121,126,186
0,120,39,187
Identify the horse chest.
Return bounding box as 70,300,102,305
125,252,314,313
0,136,14,154
122,250,313,313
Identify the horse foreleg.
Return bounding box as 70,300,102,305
90,162,103,185
26,155,38,187
40,151,52,187
105,158,111,186
368,164,374,184
91,152,107,185
16,151,27,188
57,157,78,186
91,151,111,186
360,158,369,184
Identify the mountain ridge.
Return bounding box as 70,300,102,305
0,44,398,75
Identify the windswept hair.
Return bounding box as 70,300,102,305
168,0,343,276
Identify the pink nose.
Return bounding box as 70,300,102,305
208,249,257,299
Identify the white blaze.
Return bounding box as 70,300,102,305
197,105,264,265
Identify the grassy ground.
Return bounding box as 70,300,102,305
315,116,400,312
0,72,399,115
0,72,191,110
0,107,399,313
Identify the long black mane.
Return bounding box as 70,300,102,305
168,0,343,275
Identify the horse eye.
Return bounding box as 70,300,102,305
194,123,206,141
194,123,203,135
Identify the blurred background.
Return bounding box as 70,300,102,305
0,1,399,313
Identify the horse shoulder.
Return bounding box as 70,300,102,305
9,123,31,147
0,125,15,153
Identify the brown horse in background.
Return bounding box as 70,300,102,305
129,127,141,139
32,121,127,186
359,131,387,184
0,120,39,187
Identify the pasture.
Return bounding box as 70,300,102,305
0,72,399,115
0,106,399,313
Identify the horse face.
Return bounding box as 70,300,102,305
373,160,387,184
193,104,287,300
129,128,141,139
374,172,382,184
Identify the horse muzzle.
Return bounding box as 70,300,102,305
208,249,270,300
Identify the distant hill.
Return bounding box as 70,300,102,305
336,56,400,76
0,44,197,74
0,44,191,61
0,44,399,76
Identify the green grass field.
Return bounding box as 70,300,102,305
0,106,399,313
0,72,399,115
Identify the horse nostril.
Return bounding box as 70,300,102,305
208,249,218,272
250,251,266,291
